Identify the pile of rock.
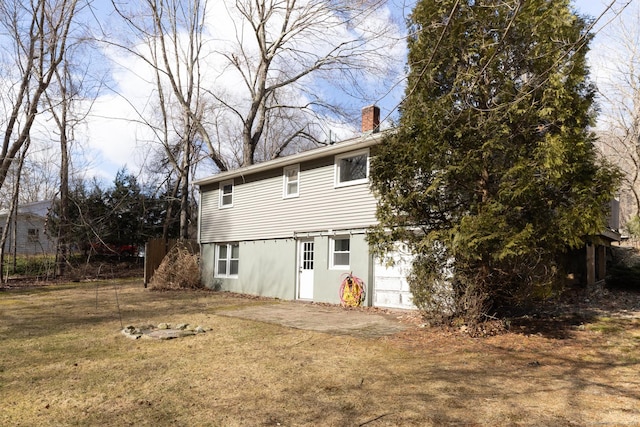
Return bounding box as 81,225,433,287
121,322,208,340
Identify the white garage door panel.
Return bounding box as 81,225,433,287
373,247,416,310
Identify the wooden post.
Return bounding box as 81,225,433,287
586,243,595,287
596,245,607,282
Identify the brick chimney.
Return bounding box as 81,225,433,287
362,105,380,134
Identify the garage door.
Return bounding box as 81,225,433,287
373,245,416,310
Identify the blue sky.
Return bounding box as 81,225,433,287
575,0,607,17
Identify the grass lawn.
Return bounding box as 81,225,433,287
1,279,639,426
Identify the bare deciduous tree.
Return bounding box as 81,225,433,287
44,38,99,275
215,0,402,167
594,3,640,232
108,0,402,168
0,0,82,275
110,0,224,239
0,0,81,195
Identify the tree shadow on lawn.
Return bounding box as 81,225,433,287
508,312,592,339
505,287,640,339
371,334,640,425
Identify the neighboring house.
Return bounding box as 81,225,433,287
0,200,57,256
195,106,416,309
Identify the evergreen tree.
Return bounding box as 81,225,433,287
105,170,144,246
370,0,620,322
48,173,182,258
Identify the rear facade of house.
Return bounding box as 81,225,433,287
196,107,416,309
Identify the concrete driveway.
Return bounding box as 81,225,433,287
219,301,411,338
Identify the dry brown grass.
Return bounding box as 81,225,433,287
1,280,639,426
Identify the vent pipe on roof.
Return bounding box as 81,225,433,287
362,105,380,134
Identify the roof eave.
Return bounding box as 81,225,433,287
194,131,387,187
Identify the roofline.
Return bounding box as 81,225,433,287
599,228,621,242
194,131,387,187
0,199,54,217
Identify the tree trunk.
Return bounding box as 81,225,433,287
57,125,70,276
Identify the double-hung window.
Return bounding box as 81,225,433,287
283,165,299,198
220,180,234,207
330,236,350,269
335,149,369,187
216,243,239,277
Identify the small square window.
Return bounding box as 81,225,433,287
216,243,239,277
335,150,369,187
220,180,233,207
283,165,299,198
28,228,39,242
330,237,350,269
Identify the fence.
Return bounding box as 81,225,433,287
143,238,199,287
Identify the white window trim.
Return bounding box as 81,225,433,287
334,149,369,188
329,236,350,270
215,243,239,278
283,164,300,199
219,180,234,208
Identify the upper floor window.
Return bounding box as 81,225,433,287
220,180,234,207
335,149,369,187
283,165,300,198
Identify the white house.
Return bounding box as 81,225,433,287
0,200,57,256
195,106,416,309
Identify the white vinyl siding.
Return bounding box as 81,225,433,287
199,155,378,243
0,215,56,255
